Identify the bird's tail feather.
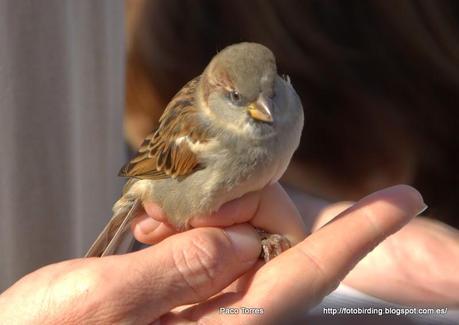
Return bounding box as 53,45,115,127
85,198,142,257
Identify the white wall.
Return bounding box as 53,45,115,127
0,0,125,291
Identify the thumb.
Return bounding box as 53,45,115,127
111,224,261,323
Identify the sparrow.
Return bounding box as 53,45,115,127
85,42,304,260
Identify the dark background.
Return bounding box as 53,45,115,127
125,0,458,228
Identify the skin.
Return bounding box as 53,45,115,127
312,202,459,307
0,184,431,324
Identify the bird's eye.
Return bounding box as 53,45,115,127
228,90,243,106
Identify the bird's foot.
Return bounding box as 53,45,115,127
256,229,291,262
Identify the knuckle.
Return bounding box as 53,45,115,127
172,231,228,299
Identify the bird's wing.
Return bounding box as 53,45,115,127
119,76,212,179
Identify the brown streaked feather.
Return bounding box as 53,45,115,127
202,66,234,104
119,76,211,179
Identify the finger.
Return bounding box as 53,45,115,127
143,200,169,223
96,224,261,323
135,183,307,246
190,191,261,227
184,185,427,323
133,194,265,244
311,201,354,231
131,212,177,244
191,183,307,245
250,183,306,244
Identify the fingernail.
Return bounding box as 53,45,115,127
386,185,427,218
224,225,261,263
417,203,428,216
402,185,428,216
137,217,160,234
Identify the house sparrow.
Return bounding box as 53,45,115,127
86,42,304,260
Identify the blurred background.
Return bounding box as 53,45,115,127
125,0,458,229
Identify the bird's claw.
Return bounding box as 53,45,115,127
256,229,291,262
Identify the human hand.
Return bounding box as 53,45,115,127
129,184,425,323
0,184,425,324
0,183,304,324
312,202,459,307
0,224,264,324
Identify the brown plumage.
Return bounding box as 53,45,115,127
119,77,209,179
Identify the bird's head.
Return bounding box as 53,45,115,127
199,43,279,136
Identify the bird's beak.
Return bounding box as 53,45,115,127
248,95,273,123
